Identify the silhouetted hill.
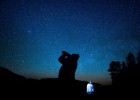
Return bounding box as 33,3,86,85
40,78,104,96
0,66,26,80
1,66,138,98
0,66,110,98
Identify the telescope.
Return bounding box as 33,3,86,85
62,51,71,56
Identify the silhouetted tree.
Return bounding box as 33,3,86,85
108,50,140,97
126,52,136,68
108,61,121,84
120,61,127,73
137,49,140,65
121,61,126,68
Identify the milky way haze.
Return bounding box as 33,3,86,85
0,0,140,85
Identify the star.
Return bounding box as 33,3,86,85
28,30,32,33
22,60,25,63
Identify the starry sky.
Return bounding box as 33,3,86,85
0,0,140,85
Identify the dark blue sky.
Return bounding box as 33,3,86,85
0,0,140,85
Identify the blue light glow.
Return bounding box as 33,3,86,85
86,81,94,94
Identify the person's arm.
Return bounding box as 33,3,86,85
62,51,71,57
58,55,66,64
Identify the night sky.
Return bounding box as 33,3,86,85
0,0,140,85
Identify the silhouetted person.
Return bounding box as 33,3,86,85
58,51,79,80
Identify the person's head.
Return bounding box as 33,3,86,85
71,54,80,61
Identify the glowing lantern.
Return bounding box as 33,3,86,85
86,81,94,94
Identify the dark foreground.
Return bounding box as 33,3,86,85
1,79,104,98
1,79,139,99
0,66,139,99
